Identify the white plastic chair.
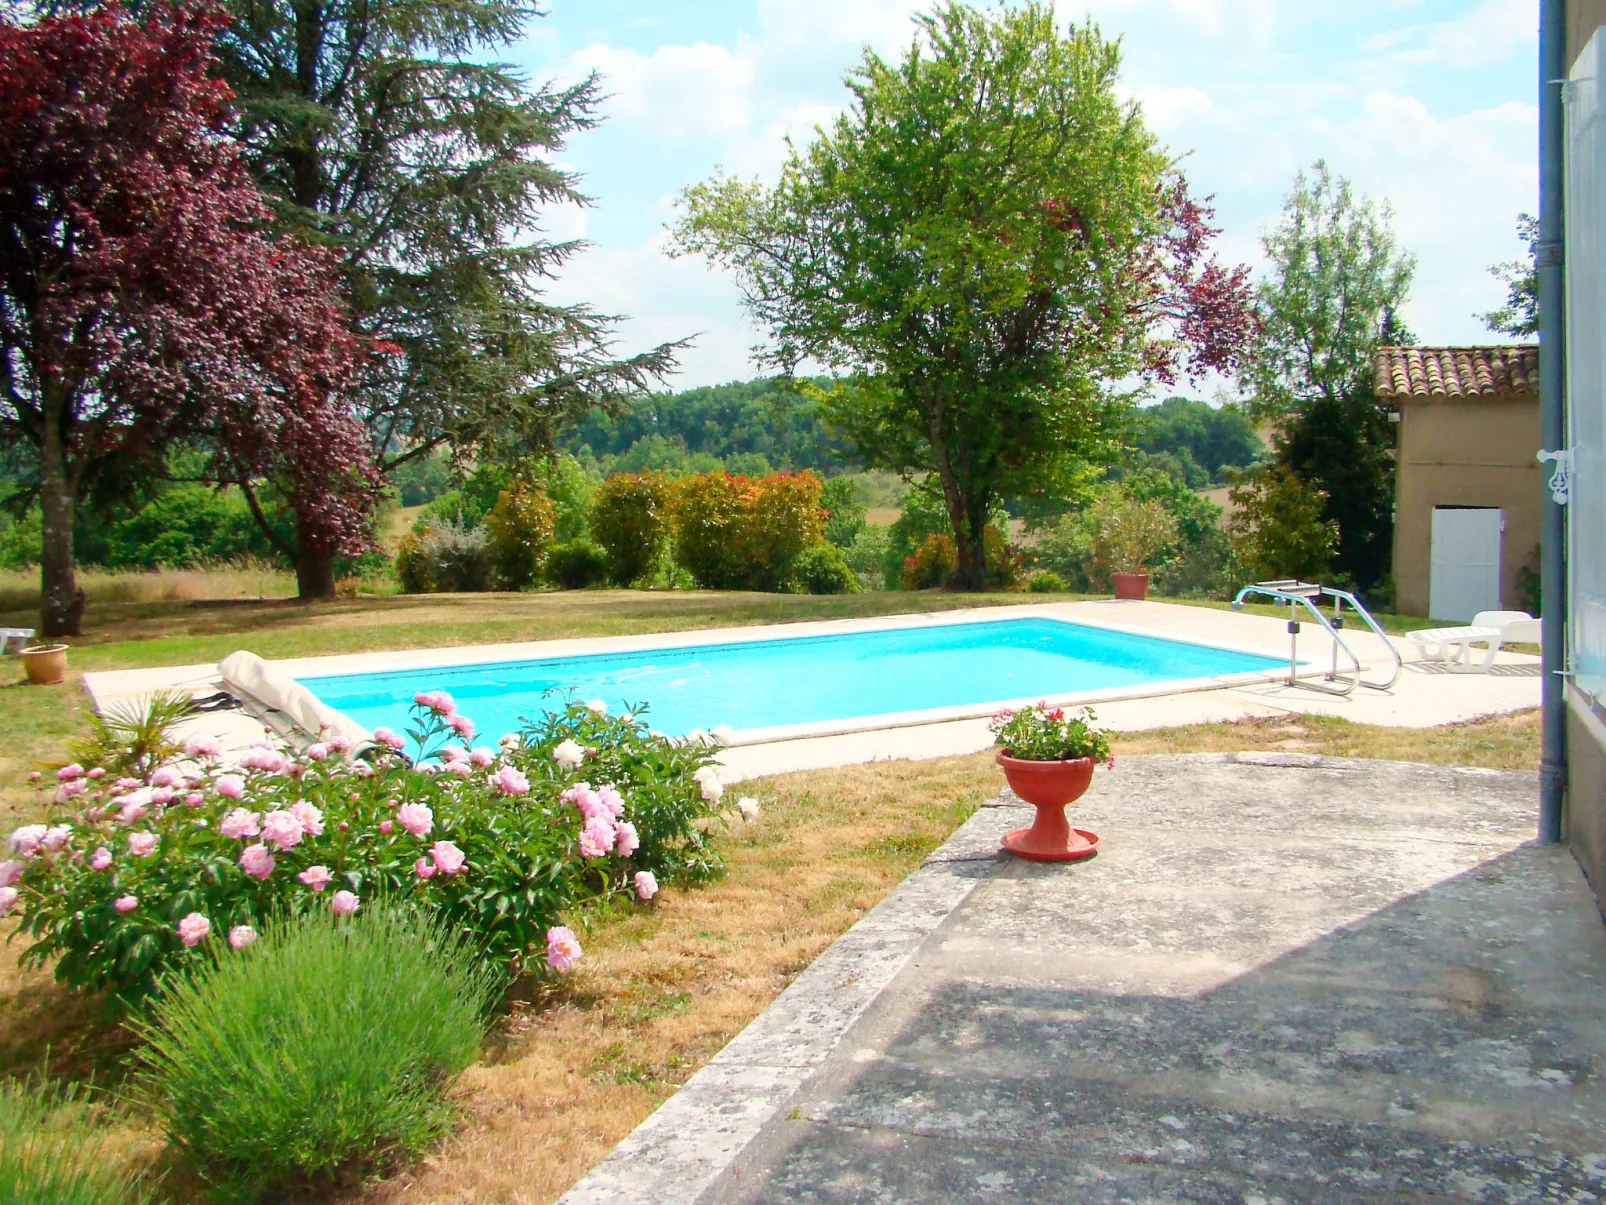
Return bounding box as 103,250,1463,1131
1406,610,1540,673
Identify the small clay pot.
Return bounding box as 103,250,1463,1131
995,752,1100,862
20,644,68,686
1111,571,1149,601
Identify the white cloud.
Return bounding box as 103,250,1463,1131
1356,0,1537,72
568,41,756,141
1128,84,1215,131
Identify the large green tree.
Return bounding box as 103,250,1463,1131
1480,213,1538,338
672,3,1251,590
212,0,680,596
1246,163,1415,595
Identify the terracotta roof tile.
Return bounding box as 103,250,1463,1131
1374,345,1539,400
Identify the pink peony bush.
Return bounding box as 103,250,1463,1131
8,699,728,1005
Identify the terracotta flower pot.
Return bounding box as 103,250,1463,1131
1111,571,1149,600
995,751,1100,862
21,644,68,686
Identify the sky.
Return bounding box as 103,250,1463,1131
507,0,1539,395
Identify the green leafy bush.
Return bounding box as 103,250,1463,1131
546,538,610,589
1026,570,1068,593
102,484,277,568
395,519,495,593
9,700,727,1005
791,543,858,594
820,476,867,548
591,473,672,585
485,480,557,590
671,471,825,590
841,525,890,590
990,703,1111,763
1226,465,1338,584
140,906,497,1196
0,1078,148,1205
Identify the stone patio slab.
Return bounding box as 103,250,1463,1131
557,755,1606,1205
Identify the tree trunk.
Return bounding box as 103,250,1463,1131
38,415,79,637
295,542,338,600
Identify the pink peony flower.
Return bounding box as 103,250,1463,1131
25,771,39,782
184,792,205,807
8,826,46,856
414,857,436,879
440,744,466,762
114,894,138,913
0,860,21,887
396,803,433,837
177,912,211,948
86,766,106,779
117,801,148,826
150,766,181,789
127,831,158,857
613,821,640,859
57,779,86,799
89,847,112,871
378,820,393,835
445,759,474,777
448,712,476,739
578,815,615,858
183,734,221,759
228,925,257,949
348,761,374,778
297,865,334,892
430,840,466,874
241,748,289,774
545,926,582,971
469,746,495,768
56,763,84,782
260,810,304,850
238,843,275,880
290,801,325,837
634,870,658,900
597,785,626,819
216,775,245,799
329,735,351,753
0,886,16,916
150,787,175,806
374,727,405,751
490,766,530,797
414,690,455,716
114,777,140,791
41,824,72,852
220,808,261,839
330,890,360,915
304,742,329,762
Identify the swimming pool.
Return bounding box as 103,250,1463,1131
297,615,1288,743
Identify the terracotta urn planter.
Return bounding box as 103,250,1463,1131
1111,571,1149,601
21,643,68,686
995,751,1100,862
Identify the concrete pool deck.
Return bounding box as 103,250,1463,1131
557,754,1606,1205
78,599,1541,778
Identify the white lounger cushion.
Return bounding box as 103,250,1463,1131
219,650,372,755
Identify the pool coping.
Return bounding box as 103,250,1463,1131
283,605,1329,747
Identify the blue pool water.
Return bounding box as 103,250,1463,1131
298,617,1284,741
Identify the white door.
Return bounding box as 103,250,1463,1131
1429,508,1503,622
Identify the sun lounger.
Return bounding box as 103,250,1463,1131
0,627,35,653
1406,611,1541,673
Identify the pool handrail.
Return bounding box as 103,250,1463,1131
1231,581,1401,695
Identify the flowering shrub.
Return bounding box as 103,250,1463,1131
591,472,672,585
394,517,495,593
7,698,728,1005
990,703,1113,764
671,471,826,591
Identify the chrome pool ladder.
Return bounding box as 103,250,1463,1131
1231,580,1402,696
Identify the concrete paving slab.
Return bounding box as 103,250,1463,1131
558,756,1606,1205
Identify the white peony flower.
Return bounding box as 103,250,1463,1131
684,728,710,748
710,724,736,747
692,764,724,804
552,739,586,771
584,699,608,715
737,796,760,820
